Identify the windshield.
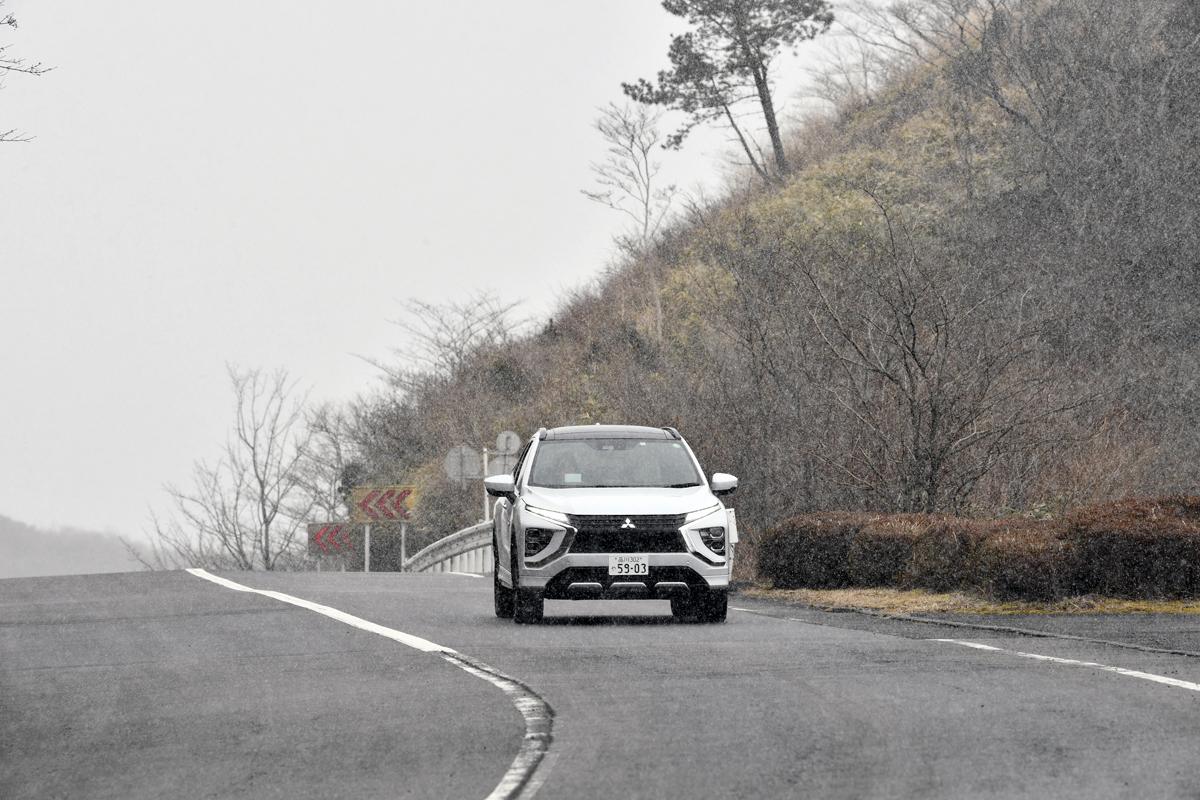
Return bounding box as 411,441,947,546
527,438,702,489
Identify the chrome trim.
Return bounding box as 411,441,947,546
565,581,604,598
608,581,650,598
653,581,691,598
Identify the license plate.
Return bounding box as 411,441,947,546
608,554,649,576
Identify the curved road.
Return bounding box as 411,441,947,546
3,571,1200,798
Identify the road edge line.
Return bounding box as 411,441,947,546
931,638,1200,692
185,568,555,800
732,601,1200,659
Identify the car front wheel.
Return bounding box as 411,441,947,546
672,589,727,623
513,588,544,624
510,533,544,624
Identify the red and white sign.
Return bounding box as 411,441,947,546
351,485,418,523
308,523,353,554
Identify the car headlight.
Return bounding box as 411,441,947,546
525,528,556,556
699,526,726,555
523,503,570,525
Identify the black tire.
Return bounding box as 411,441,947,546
493,536,514,619
514,588,544,624
672,589,728,623
509,532,543,624
696,589,728,623
670,595,699,621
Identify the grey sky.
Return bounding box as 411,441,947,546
0,1,833,538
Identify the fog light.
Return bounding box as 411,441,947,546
699,526,726,555
525,528,555,556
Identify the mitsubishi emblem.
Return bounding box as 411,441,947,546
620,518,636,529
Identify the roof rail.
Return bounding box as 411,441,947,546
536,427,549,440
663,426,682,440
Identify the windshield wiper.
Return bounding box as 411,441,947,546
665,482,701,488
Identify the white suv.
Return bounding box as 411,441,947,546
486,425,738,624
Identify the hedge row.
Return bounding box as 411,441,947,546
757,497,1200,600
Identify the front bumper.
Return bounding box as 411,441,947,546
520,552,729,599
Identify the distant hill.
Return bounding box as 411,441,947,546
0,514,145,579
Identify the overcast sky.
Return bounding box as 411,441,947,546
0,1,836,539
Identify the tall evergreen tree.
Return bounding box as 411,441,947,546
624,0,832,182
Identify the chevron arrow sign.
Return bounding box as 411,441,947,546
307,523,354,555
350,485,419,523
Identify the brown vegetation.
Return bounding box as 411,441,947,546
759,497,1200,601
343,0,1200,551
163,0,1200,568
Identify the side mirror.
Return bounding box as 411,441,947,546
711,473,738,496
484,474,516,500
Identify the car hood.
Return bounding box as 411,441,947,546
521,485,718,517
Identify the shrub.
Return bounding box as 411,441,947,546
967,522,1074,601
758,512,865,588
847,514,939,587
757,496,1200,601
730,524,760,586
1063,496,1200,597
906,519,992,592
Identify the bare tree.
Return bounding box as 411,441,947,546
794,189,1086,513
370,293,522,393
140,366,314,570
349,295,528,527
296,403,357,522
583,103,677,343
584,103,678,250
1,4,50,142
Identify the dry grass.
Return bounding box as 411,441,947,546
741,585,1200,615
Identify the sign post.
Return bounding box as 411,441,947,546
495,430,522,456
444,445,482,489
445,432,522,526
350,485,419,571
486,431,522,522
482,446,490,521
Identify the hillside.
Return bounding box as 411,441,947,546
338,0,1199,552
0,514,144,579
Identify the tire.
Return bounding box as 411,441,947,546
493,537,514,619
510,533,543,624
696,589,728,623
670,595,699,621
672,589,728,623
514,588,544,624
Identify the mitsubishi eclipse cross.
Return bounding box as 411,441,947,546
485,425,738,624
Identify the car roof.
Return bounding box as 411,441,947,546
542,424,674,441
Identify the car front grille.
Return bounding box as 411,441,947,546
568,530,686,553
567,514,687,533
566,514,688,554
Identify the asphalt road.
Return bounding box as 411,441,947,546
4,570,1200,799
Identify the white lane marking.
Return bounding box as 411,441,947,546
932,638,1200,693
731,606,827,626
443,653,554,800
185,568,554,800
187,567,449,652
448,571,486,578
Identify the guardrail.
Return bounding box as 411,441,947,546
404,520,493,574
